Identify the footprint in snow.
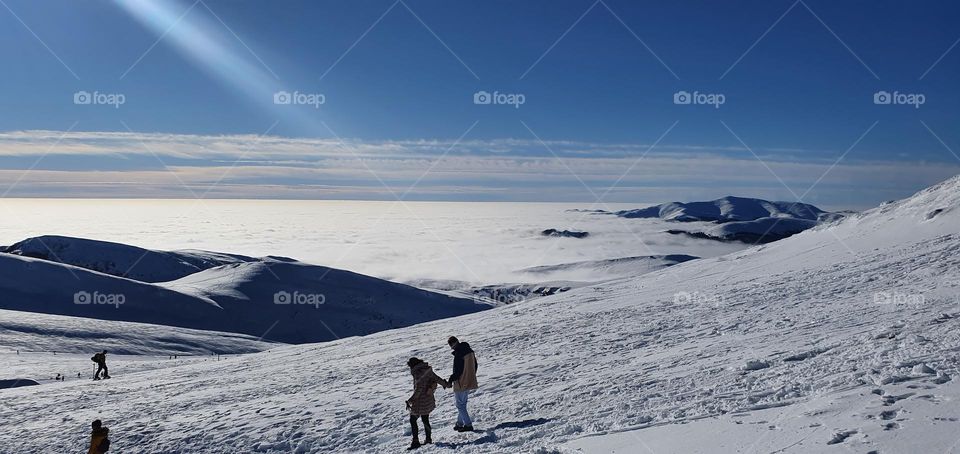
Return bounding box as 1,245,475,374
879,409,898,420
826,430,857,445
882,393,914,405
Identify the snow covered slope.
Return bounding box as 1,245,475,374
0,253,488,344
162,260,491,343
0,252,226,326
1,176,958,453
0,309,277,355
1,235,259,282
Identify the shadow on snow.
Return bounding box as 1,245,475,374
433,418,552,448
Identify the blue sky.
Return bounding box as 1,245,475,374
1,0,959,207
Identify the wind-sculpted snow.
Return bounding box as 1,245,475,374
0,176,958,452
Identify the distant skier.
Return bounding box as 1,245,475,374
447,336,479,432
405,357,449,450
91,350,110,380
87,419,110,453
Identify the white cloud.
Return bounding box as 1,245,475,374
0,130,956,208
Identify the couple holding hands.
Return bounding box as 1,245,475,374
404,336,479,450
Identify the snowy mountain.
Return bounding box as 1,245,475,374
611,196,827,222
0,245,489,344
1,176,958,452
604,196,845,243
0,252,227,327
1,235,260,282
162,260,491,343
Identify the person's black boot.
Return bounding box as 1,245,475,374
407,439,421,450
460,425,474,432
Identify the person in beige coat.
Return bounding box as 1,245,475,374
405,357,449,450
447,336,479,432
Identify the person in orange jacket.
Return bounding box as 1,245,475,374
88,419,110,453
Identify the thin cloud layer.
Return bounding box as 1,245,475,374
0,130,956,208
